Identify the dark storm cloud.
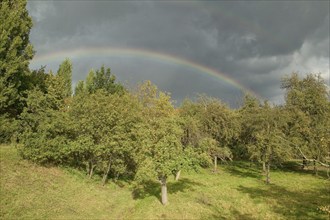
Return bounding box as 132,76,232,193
27,1,329,106
203,1,328,56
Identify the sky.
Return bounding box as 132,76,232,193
27,0,330,107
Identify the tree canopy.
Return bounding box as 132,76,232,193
0,0,34,117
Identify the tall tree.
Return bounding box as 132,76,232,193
57,58,72,98
46,70,70,110
18,87,73,164
196,96,237,168
69,90,141,184
94,65,125,94
238,94,260,160
135,81,184,205
0,0,34,117
75,66,125,95
282,73,330,174
240,99,291,183
179,100,210,169
85,69,96,93
0,0,34,143
74,80,85,96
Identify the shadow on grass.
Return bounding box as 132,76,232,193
223,160,329,180
208,208,255,220
222,161,263,179
236,183,329,219
132,180,159,200
280,161,329,179
195,193,256,220
132,177,204,202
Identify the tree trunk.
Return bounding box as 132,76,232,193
302,157,308,170
214,156,217,172
175,170,181,181
86,161,91,175
89,162,95,179
266,162,270,184
160,176,168,205
313,159,318,176
262,161,266,174
102,160,111,186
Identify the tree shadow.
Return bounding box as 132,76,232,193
195,193,256,220
280,161,329,179
208,207,255,220
132,180,160,200
236,183,329,219
222,161,263,179
131,177,204,202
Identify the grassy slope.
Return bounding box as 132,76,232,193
1,145,329,220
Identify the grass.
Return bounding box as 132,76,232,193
1,145,329,219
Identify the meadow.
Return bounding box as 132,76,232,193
1,145,329,219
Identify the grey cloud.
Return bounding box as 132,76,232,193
28,1,329,107
201,1,329,57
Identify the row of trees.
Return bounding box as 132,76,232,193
1,0,329,205
7,61,330,204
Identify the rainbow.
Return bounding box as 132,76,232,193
31,47,260,98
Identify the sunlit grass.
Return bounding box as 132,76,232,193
1,145,329,219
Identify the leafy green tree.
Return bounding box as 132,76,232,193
94,65,124,94
179,97,237,172
74,80,85,96
198,137,231,172
238,94,261,160
196,96,237,169
0,0,34,143
45,70,70,110
69,90,141,184
282,73,330,174
240,100,291,183
57,58,72,98
178,100,209,177
134,81,184,205
85,69,96,93
28,66,49,93
0,114,20,143
179,99,202,148
18,87,73,164
0,0,34,117
75,66,125,95
18,63,75,164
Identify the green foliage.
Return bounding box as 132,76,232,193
85,69,96,93
18,88,72,164
238,95,294,183
200,137,232,162
0,114,19,143
57,58,73,98
0,0,34,118
74,80,85,96
179,96,237,168
69,90,141,180
282,73,330,166
75,65,125,95
134,82,185,182
240,100,291,166
179,99,202,148
197,95,239,147
17,67,74,164
28,66,49,93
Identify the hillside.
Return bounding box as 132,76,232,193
1,145,329,219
